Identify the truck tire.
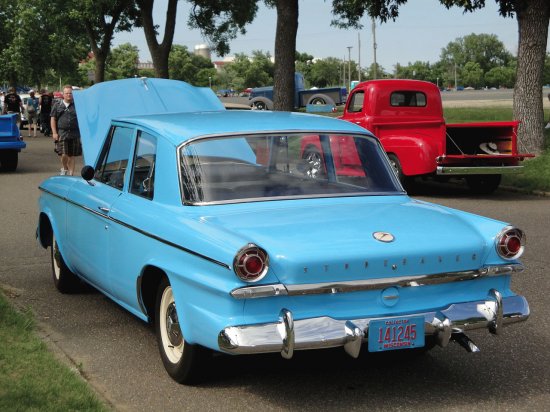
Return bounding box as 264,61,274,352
387,154,415,192
250,97,273,111
307,94,336,106
0,150,18,172
465,174,501,194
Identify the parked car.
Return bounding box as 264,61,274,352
0,113,26,171
36,78,529,384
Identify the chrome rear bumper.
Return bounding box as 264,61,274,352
218,290,529,358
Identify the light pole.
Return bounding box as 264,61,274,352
347,46,353,92
208,76,212,88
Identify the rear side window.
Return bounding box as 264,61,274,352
390,91,426,107
130,131,157,200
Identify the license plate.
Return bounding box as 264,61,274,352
368,316,425,352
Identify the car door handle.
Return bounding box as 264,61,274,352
98,206,110,213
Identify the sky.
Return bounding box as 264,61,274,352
112,1,547,72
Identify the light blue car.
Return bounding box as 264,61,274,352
36,78,529,384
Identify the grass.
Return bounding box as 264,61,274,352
0,291,109,412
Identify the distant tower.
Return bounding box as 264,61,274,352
194,44,211,61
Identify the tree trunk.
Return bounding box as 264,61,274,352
513,0,550,154
138,0,178,79
273,0,299,111
94,53,106,84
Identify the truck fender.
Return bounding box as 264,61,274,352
384,136,439,176
306,94,336,107
250,96,273,111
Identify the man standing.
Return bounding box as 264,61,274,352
51,85,82,176
26,90,39,137
39,89,53,136
2,87,23,130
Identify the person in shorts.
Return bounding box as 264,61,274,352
26,90,39,137
50,85,82,176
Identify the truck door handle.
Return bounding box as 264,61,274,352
98,206,110,213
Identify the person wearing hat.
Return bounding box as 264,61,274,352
26,90,39,137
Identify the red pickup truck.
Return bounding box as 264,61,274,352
337,79,533,193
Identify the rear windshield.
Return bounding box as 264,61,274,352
390,91,426,107
179,133,403,205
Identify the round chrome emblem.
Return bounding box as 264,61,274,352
381,287,400,307
373,232,395,243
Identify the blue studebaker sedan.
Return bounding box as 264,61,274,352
37,78,529,384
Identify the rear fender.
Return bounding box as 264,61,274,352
383,135,440,176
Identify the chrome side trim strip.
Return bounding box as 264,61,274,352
218,293,529,357
230,265,524,299
436,166,523,175
39,186,231,270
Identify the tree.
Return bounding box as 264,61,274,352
331,0,550,154
440,33,513,74
76,0,140,84
485,64,516,88
308,57,344,88
138,0,258,79
168,44,215,86
461,61,484,88
0,0,87,88
106,43,140,80
394,61,436,83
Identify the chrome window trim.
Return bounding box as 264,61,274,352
39,186,230,270
230,264,524,299
177,131,404,205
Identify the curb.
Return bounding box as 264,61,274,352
500,185,550,197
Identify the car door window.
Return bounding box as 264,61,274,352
95,126,134,190
130,131,157,200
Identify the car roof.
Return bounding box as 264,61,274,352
115,110,370,147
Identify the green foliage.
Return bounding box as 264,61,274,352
168,44,215,86
217,51,274,90
106,43,140,80
0,292,107,411
308,57,345,87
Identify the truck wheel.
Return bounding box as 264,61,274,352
0,150,18,172
250,97,273,111
155,277,209,384
465,175,501,194
387,154,415,192
307,94,336,106
302,148,326,178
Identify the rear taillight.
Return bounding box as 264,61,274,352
233,244,269,282
496,226,525,260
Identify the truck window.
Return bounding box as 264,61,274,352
348,91,365,113
390,91,426,107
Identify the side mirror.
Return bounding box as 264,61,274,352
81,165,95,182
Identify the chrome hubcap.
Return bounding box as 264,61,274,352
305,152,322,178
165,302,182,347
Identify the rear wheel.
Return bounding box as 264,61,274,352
51,233,81,293
465,174,501,194
155,277,208,384
387,154,415,191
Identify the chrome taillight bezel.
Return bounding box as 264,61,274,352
495,226,525,260
233,243,269,283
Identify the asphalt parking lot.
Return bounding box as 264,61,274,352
1,132,549,411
